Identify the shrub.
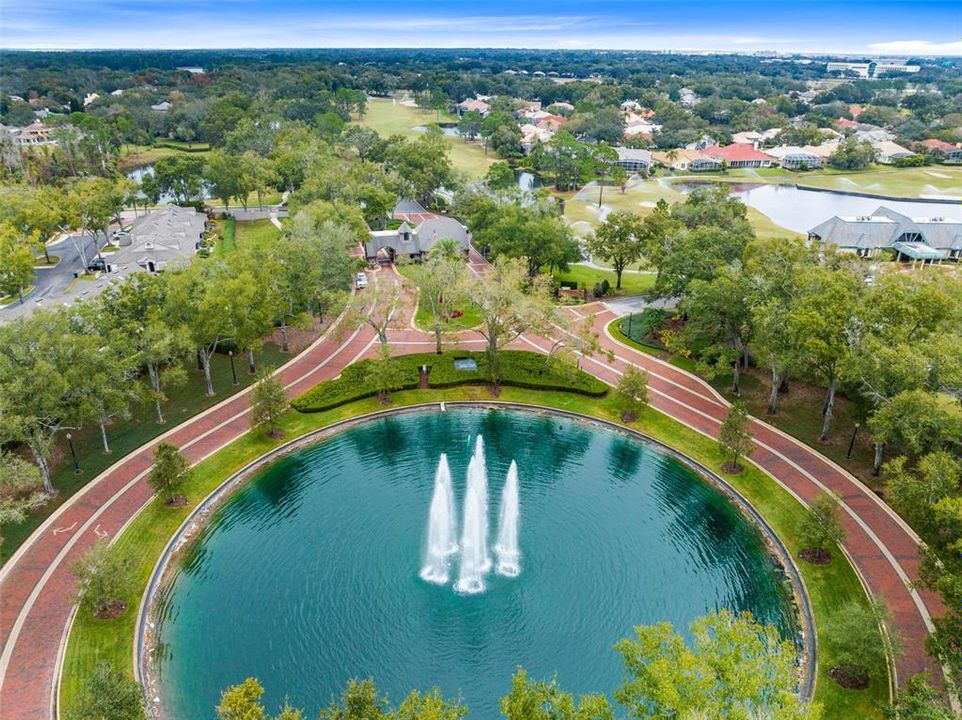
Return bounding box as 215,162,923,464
291,350,607,412
73,661,144,720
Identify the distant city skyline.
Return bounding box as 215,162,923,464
1,0,960,55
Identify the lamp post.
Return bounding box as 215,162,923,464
228,350,239,386
66,433,81,474
846,423,860,459
626,313,633,338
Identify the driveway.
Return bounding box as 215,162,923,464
1,234,108,322
602,294,677,316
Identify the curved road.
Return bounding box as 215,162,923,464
0,258,946,719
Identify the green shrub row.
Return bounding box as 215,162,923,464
291,350,607,413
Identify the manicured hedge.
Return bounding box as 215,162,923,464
291,350,607,413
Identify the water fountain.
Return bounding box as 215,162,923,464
419,454,459,584
494,461,521,577
454,437,493,594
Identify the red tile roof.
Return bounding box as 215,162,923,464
921,138,958,151
703,143,772,162
836,117,858,129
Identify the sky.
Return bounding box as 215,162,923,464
1,0,960,54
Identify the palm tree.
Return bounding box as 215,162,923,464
428,238,463,261
665,148,680,169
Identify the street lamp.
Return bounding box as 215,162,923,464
228,350,239,385
846,423,860,459
66,433,81,474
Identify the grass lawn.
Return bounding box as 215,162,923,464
0,343,290,563
234,219,281,251
666,165,962,200
60,381,888,719
214,217,236,255
357,97,495,179
554,264,655,296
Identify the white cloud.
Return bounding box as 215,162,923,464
868,39,962,55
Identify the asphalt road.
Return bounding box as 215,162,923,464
0,233,107,322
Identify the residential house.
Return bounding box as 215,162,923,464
872,140,917,165
703,143,776,168
731,128,781,147
456,98,490,116
83,93,100,107
764,145,823,170
365,199,470,262
520,123,555,150
0,121,57,147
547,101,574,113
652,149,721,172
854,125,895,143
612,147,653,173
151,101,172,112
620,100,642,112
536,115,567,132
109,205,208,273
809,207,962,262
678,88,700,107
920,139,962,163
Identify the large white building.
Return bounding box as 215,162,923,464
826,60,920,79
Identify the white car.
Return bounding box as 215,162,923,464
356,272,368,289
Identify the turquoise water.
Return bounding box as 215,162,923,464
155,408,797,719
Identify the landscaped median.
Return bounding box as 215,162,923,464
291,350,608,412
60,363,889,720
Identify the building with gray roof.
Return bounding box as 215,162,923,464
613,147,653,173
365,200,470,262
110,205,207,272
808,206,962,262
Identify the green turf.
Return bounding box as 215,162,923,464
554,264,655,296
234,218,281,251
60,382,888,720
356,97,495,179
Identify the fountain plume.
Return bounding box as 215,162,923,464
454,436,491,594
419,454,458,584
494,460,521,577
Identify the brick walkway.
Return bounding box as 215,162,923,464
0,266,945,719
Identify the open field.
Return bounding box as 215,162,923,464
61,384,888,719
554,264,656,295
667,164,962,199
356,97,495,179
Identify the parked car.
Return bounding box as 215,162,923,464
356,272,368,289
87,258,107,272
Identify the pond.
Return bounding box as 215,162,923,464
674,182,962,234
125,163,211,204
413,124,461,137
153,408,800,719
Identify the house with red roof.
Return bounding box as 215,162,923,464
836,117,858,130
919,139,962,163
702,143,776,168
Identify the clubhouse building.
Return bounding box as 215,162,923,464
808,207,962,262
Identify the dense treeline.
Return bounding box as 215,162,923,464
0,211,356,496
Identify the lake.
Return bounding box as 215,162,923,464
674,182,962,234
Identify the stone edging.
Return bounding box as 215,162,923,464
133,401,817,716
